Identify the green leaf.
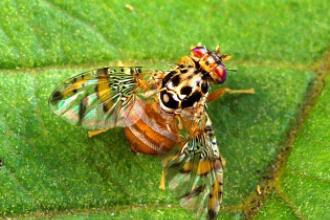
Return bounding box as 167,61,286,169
0,0,329,68
0,66,313,218
255,75,330,220
51,209,243,220
254,193,297,220
0,1,329,219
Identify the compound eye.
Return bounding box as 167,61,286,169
191,46,207,58
214,65,227,83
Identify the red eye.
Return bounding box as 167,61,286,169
192,47,207,58
214,65,227,83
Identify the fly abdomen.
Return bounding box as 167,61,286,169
124,103,179,155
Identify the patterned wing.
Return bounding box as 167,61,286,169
165,113,223,220
49,67,149,130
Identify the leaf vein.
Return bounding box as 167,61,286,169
275,187,307,220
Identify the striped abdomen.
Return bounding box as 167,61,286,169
124,102,179,155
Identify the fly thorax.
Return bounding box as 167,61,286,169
159,67,209,113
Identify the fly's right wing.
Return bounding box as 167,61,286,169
49,66,155,130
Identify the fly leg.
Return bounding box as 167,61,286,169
87,128,110,138
159,168,167,191
160,156,171,191
207,87,255,102
159,153,181,191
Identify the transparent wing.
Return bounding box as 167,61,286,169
49,66,152,130
165,113,223,220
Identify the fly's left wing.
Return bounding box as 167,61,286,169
49,67,153,130
164,113,223,220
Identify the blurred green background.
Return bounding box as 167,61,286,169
0,0,329,219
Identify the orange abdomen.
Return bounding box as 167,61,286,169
124,102,179,155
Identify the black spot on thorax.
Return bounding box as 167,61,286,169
201,82,209,94
180,69,188,74
162,71,176,87
171,75,181,87
160,91,179,109
181,91,202,108
180,86,192,96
